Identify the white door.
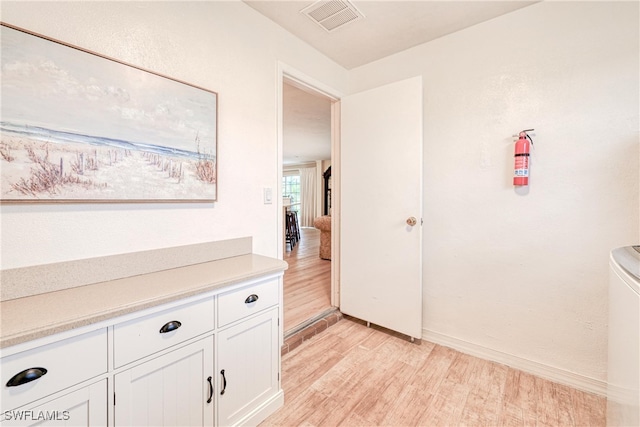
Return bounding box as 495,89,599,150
217,308,279,427
114,336,214,427
340,76,423,339
5,380,107,427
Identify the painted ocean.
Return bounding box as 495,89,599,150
0,122,214,161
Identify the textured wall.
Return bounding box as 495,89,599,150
0,1,348,269
348,1,639,383
2,0,638,387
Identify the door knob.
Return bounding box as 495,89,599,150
406,217,417,227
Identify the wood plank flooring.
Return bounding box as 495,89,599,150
261,317,606,427
283,227,332,333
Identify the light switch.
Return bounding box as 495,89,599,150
263,187,273,204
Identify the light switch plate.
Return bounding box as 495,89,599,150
263,187,273,204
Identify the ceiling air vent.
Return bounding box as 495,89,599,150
301,0,364,33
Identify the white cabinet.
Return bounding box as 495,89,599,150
217,279,279,328
1,328,107,427
1,273,283,427
112,294,215,426
217,308,279,427
2,380,107,427
113,296,214,369
112,278,283,427
114,336,214,427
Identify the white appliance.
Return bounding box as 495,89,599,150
607,246,640,426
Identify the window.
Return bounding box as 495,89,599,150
282,174,300,213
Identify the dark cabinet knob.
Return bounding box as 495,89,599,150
159,320,182,334
244,294,259,304
6,367,48,387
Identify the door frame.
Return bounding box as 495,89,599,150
276,62,343,306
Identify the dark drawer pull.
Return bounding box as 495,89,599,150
6,367,48,387
244,294,259,304
159,320,182,334
207,376,213,404
220,369,227,395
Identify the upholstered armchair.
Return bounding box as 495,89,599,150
313,216,331,260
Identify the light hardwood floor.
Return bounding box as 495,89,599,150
283,227,332,332
262,317,606,427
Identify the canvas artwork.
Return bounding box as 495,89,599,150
0,24,218,202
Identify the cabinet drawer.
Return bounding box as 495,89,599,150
1,328,107,411
113,296,214,368
218,279,279,327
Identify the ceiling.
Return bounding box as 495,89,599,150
283,81,332,165
245,0,538,70
259,0,538,165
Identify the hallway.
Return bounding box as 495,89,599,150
283,227,332,333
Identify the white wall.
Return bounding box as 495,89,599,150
0,1,348,269
348,1,639,386
2,0,638,393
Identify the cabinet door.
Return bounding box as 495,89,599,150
114,336,214,427
217,308,279,426
1,380,107,427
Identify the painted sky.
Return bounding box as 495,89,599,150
1,25,217,155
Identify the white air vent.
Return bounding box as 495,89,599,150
301,0,364,33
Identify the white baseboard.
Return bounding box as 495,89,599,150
422,328,607,397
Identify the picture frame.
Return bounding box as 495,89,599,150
0,23,218,203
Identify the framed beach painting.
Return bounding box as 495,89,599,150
0,23,217,203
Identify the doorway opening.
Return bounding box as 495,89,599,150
278,67,341,337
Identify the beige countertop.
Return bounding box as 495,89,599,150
0,254,288,349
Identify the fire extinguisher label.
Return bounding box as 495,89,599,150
514,155,529,178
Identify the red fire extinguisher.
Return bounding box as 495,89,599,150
514,129,534,186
